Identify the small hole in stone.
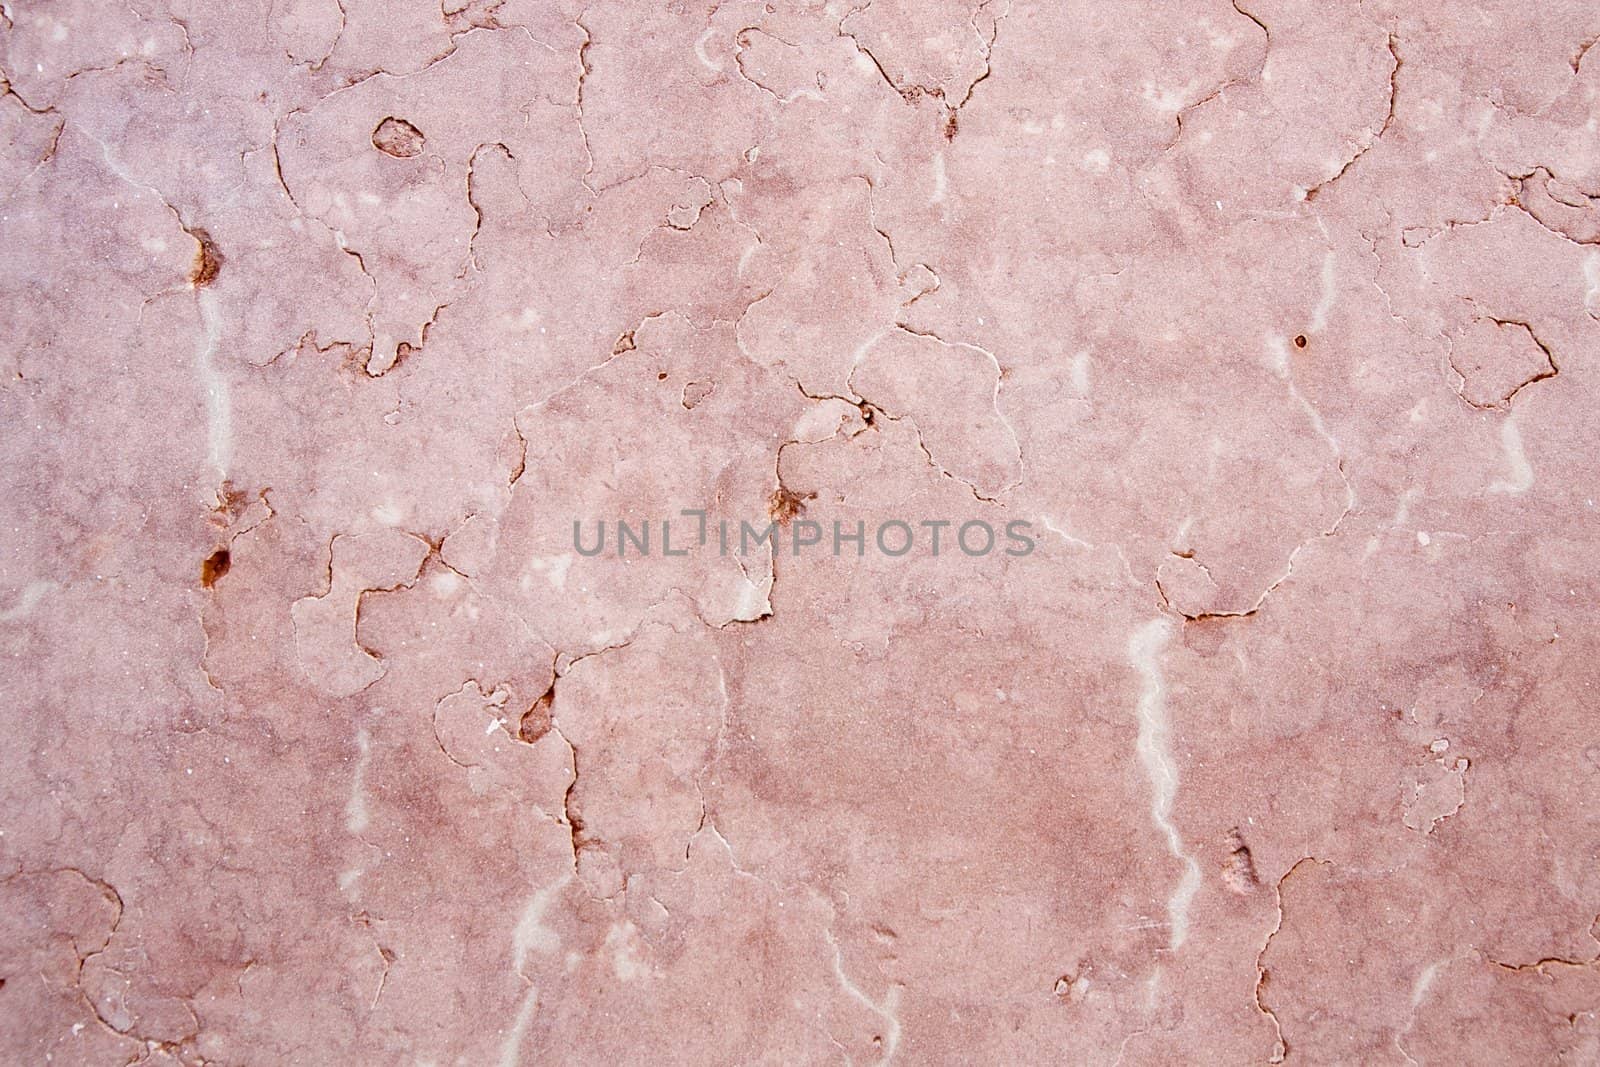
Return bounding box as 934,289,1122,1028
201,548,231,588
1293,334,1308,349
658,372,668,380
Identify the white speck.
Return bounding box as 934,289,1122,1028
605,921,652,981
529,554,573,591
1142,80,1198,114
1488,416,1533,494
0,581,54,622
1391,487,1418,526
1417,531,1430,546
371,502,406,526
1070,350,1091,398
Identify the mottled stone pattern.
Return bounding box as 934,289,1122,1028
2,0,1599,1063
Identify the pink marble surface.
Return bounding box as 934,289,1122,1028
3,1,1600,1063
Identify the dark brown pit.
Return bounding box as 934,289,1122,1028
201,548,231,588
1293,334,1308,349
187,228,223,288
519,689,553,743
767,486,808,526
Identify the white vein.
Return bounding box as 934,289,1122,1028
1128,618,1200,951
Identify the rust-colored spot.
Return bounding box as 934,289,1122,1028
612,330,636,355
201,548,231,588
519,688,553,744
188,228,223,288
1293,334,1308,349
211,480,249,520
943,110,959,141
768,486,809,526
371,116,426,158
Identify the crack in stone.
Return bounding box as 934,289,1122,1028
1303,33,1401,203
1446,315,1560,410
1254,857,1328,1063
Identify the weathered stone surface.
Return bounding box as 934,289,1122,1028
3,1,1599,1062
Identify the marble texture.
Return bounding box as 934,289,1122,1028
2,0,1600,1062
